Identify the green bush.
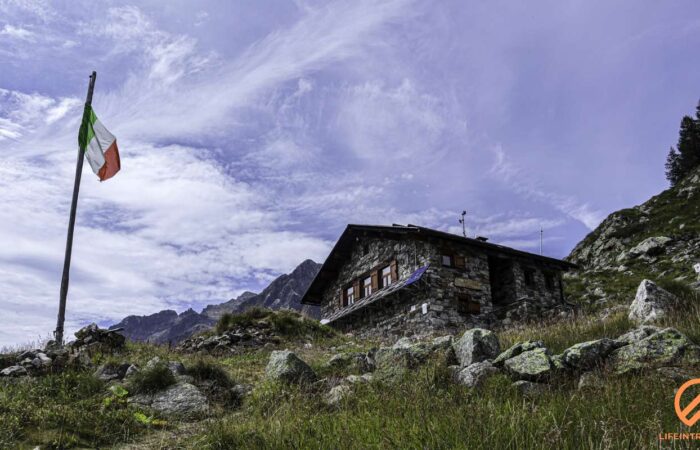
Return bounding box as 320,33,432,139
129,362,176,394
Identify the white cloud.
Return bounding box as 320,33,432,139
0,24,34,40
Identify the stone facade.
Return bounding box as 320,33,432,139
302,225,574,337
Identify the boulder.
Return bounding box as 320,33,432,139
455,361,499,388
655,367,697,384
452,328,500,368
628,236,672,258
609,328,700,374
0,365,28,377
124,364,140,379
265,350,317,384
344,374,373,384
577,372,605,391
325,384,352,406
325,352,374,374
493,341,545,367
512,380,549,397
374,347,420,382
130,382,209,418
94,363,131,381
503,348,553,381
614,325,662,346
560,339,621,371
167,361,187,376
628,280,679,324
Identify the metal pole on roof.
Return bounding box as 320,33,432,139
540,227,543,255
459,210,467,238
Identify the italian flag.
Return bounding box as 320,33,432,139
79,105,120,181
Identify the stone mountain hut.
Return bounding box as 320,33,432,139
300,224,577,335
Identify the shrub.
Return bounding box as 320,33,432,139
129,362,176,394
187,360,234,388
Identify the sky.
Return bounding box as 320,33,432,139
1,0,699,347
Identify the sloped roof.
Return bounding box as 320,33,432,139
301,224,577,305
324,265,429,324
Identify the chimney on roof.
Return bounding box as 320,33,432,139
476,236,488,242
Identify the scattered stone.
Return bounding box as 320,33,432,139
265,350,317,384
374,347,419,382
493,341,545,367
609,328,700,374
345,373,373,384
512,380,549,397
577,372,605,391
94,363,131,381
614,325,662,346
124,364,140,379
167,361,187,376
72,324,125,355
130,382,209,418
560,339,621,371
503,348,553,381
628,236,672,258
325,384,352,406
452,328,500,368
325,352,374,374
0,366,28,377
656,367,697,384
628,280,679,324
455,361,499,388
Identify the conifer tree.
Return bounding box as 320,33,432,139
665,100,700,185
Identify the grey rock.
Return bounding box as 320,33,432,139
503,348,553,381
512,380,549,397
656,367,697,384
452,328,500,368
130,382,209,418
577,372,605,391
0,365,28,377
455,361,499,388
628,236,672,258
560,338,620,370
615,325,662,346
124,364,140,379
325,384,352,406
265,350,317,384
628,280,679,324
167,361,187,376
609,327,700,374
94,363,131,381
374,347,419,382
493,341,545,367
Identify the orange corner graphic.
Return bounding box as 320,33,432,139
675,378,700,427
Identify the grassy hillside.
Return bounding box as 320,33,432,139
2,301,700,449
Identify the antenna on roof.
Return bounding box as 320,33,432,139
458,210,467,238
540,226,543,255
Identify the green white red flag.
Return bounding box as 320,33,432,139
78,105,120,181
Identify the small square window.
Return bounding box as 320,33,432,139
441,255,453,267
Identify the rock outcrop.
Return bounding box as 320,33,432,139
452,328,500,368
628,279,679,324
265,350,318,384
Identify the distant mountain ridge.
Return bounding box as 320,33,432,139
110,259,322,344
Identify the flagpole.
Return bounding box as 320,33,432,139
54,71,96,346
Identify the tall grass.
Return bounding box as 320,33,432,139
189,364,686,450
